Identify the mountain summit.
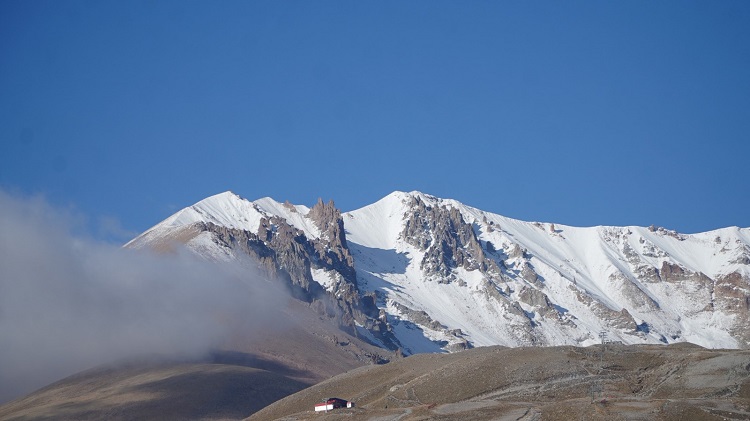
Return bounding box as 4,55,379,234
127,191,750,352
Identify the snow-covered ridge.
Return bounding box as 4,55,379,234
168,191,264,231
126,191,323,249
350,190,749,278
127,190,750,352
347,191,748,350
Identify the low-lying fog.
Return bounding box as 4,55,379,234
0,190,285,403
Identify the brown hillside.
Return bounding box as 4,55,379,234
0,298,392,421
0,361,306,421
248,343,750,421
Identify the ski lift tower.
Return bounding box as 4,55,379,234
598,330,607,372
592,330,608,403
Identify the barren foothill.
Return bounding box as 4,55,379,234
248,343,750,421
0,298,392,421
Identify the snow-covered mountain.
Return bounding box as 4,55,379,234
127,191,750,352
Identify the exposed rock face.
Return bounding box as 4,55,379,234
659,262,710,287
655,262,714,316
305,199,374,329
401,196,499,280
570,286,637,332
519,261,542,285
256,217,321,299
184,211,397,348
518,286,558,319
634,264,662,283
395,195,721,348
715,271,750,345
389,301,472,351
307,198,357,284
508,244,526,260
609,308,638,331
608,272,660,312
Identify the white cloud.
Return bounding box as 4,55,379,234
0,190,285,403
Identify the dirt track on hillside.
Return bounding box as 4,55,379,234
248,343,750,421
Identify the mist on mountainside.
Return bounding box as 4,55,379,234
0,190,286,404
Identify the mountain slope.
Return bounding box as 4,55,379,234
0,296,393,420
0,360,308,421
345,191,750,351
246,343,750,421
126,190,750,352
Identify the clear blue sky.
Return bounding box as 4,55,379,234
2,1,749,240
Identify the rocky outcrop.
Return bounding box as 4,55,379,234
401,196,500,280
188,215,400,349
571,285,638,332
648,225,687,241
714,271,750,346
518,286,558,319
389,301,472,351
657,262,714,315
307,198,357,285
608,272,660,311
202,220,323,303
519,261,542,285
635,264,662,283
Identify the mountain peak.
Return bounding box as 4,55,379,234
128,190,750,351
148,190,261,235
380,190,444,206
195,190,243,206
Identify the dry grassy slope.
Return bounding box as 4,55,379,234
225,298,393,384
0,361,306,421
248,343,750,421
0,299,393,421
